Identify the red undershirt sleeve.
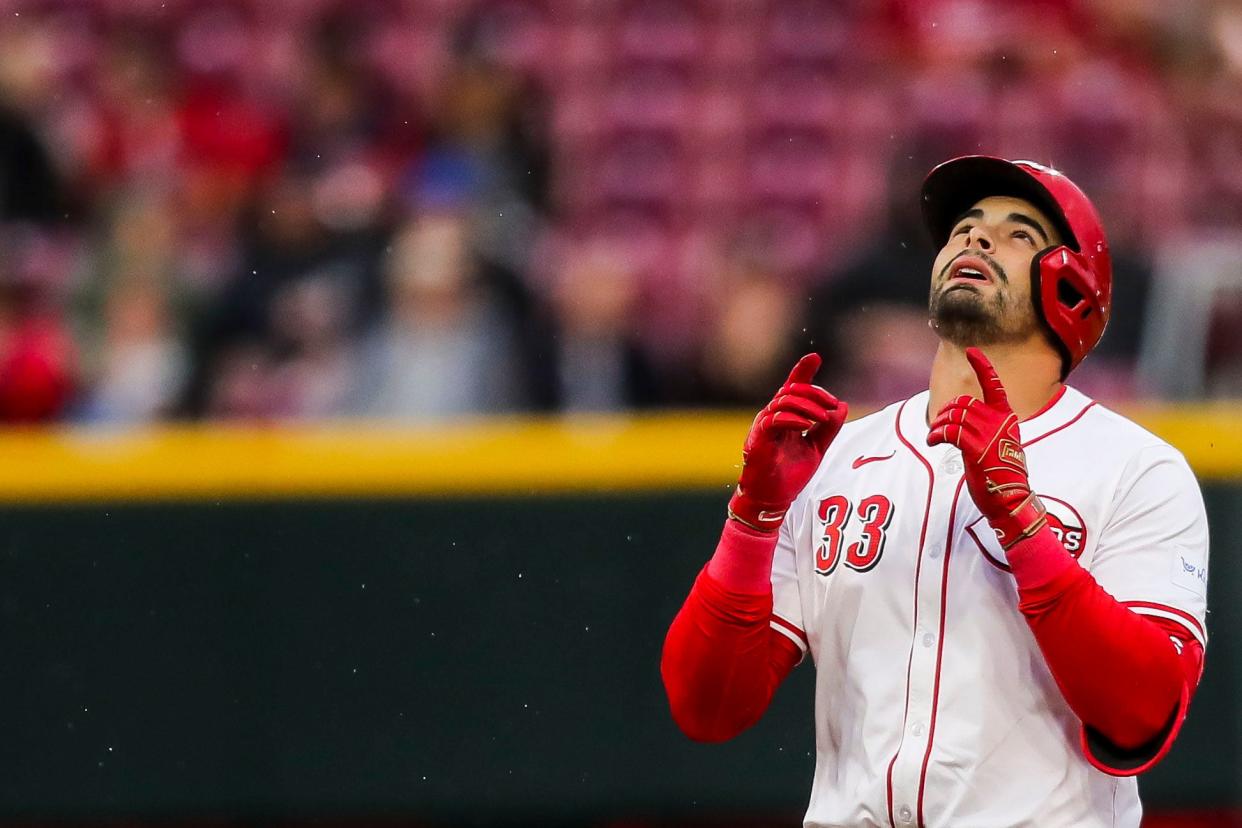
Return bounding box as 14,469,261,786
1005,525,1205,775
661,521,803,743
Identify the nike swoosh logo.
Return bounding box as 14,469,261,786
852,451,896,469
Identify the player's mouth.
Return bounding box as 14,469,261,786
945,255,996,287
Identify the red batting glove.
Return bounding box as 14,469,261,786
728,354,848,533
927,347,1048,549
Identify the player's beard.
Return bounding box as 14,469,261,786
928,280,1037,346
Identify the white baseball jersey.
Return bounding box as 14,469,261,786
769,386,1209,828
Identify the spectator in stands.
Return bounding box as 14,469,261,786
80,277,187,424
354,211,528,418
692,232,802,406
179,167,385,418
537,234,659,412
265,268,361,419
0,227,76,422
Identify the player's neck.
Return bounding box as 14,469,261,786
927,340,1063,425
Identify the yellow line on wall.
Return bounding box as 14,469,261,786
0,404,1236,503
0,413,748,502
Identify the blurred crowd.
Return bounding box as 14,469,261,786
0,0,1240,423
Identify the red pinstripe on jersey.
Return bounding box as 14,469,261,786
917,477,968,827
886,399,937,828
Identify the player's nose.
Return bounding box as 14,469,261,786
967,225,995,251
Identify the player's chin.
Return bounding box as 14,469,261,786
930,293,1004,344
932,285,986,317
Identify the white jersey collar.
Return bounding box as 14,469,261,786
1017,385,1096,446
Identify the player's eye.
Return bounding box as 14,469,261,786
1012,230,1034,244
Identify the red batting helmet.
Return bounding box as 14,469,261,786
920,156,1112,379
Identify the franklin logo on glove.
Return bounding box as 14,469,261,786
998,440,1026,470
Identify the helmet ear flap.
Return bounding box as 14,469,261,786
1030,245,1106,380
1030,245,1074,380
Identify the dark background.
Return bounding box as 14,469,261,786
2,490,1237,825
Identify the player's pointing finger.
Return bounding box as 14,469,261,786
965,347,1009,408
784,353,822,387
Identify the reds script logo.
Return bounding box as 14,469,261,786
1041,495,1088,555
968,494,1087,571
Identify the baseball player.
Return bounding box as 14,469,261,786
662,156,1209,827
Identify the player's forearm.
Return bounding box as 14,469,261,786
661,558,799,742
706,517,781,593
1007,526,1201,750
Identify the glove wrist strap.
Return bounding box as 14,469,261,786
990,492,1048,550
727,488,788,534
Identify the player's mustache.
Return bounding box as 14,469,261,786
938,250,1008,285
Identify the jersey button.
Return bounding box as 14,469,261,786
941,454,963,475
898,805,914,822
921,631,936,648
911,722,925,737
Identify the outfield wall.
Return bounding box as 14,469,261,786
1,409,1238,822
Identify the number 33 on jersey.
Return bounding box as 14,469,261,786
814,492,894,575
